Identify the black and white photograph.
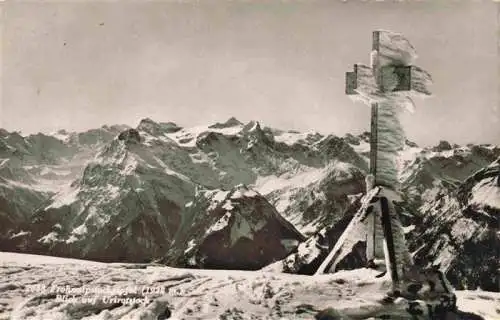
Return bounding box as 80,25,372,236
0,0,499,319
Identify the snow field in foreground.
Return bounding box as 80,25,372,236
1,252,499,320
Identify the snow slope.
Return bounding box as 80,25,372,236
1,252,498,320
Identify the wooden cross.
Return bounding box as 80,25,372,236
345,30,432,188
327,31,434,291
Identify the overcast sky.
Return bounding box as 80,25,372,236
1,0,499,146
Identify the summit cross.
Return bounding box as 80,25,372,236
345,30,432,190
315,31,432,293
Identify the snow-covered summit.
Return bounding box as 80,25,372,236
2,252,498,320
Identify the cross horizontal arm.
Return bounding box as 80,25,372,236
345,64,432,101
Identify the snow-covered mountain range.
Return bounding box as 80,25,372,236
0,117,498,292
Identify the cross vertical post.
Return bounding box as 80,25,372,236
369,102,378,178
323,30,434,294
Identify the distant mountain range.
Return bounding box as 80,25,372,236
0,117,498,291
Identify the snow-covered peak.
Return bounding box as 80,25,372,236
164,182,304,270
230,184,259,199
208,116,243,129
136,118,182,136
274,130,323,147
470,176,500,210
164,122,245,148
49,129,72,143
459,157,500,210
242,120,261,133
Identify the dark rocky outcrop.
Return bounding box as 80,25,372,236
164,185,305,270
137,118,182,135
208,117,243,129
118,128,142,144
432,140,452,152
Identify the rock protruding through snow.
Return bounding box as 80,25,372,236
164,184,305,270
